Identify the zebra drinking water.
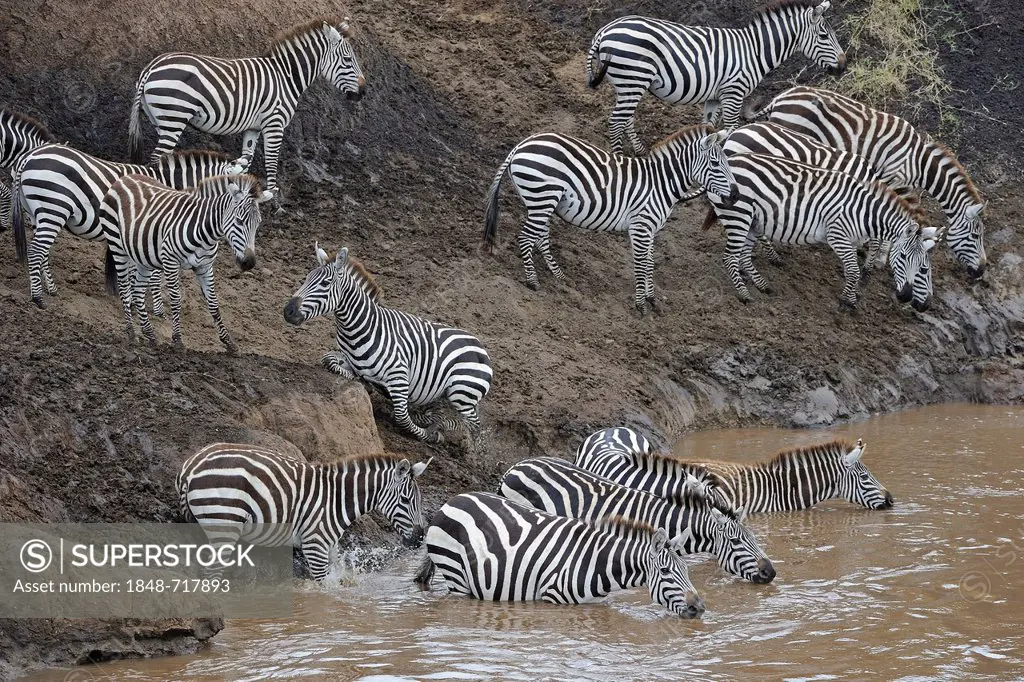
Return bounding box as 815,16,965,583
177,443,430,583
12,144,246,308
586,0,846,155
129,17,366,200
706,153,937,310
690,439,893,512
498,456,776,583
101,173,266,354
749,86,987,279
483,124,738,313
414,491,705,617
284,245,492,445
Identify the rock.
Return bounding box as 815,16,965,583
0,468,70,522
792,386,840,426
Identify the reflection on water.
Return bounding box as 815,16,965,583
25,405,1024,681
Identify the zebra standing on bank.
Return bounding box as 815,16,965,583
707,153,937,309
129,17,366,199
177,443,430,583
483,124,738,313
0,108,55,171
586,0,846,155
284,244,492,445
690,439,894,512
499,456,776,583
101,173,266,354
414,491,705,617
12,144,245,308
750,86,987,279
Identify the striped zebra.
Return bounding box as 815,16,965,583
706,153,937,310
12,143,245,308
284,244,493,445
0,181,11,231
498,456,776,583
101,173,265,354
414,491,705,617
177,443,430,583
575,428,732,511
483,124,738,313
690,439,894,512
0,108,55,170
750,86,987,279
586,0,846,155
129,17,365,199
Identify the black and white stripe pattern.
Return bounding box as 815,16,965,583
0,108,55,171
12,143,245,308
177,443,430,582
752,86,987,279
707,153,937,310
414,491,705,617
499,456,776,583
284,245,493,445
483,124,738,313
101,174,265,354
0,180,11,232
129,17,365,198
692,439,893,512
586,0,846,154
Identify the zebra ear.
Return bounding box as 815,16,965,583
843,439,865,467
395,458,412,477
412,457,432,478
814,0,831,16
315,241,329,265
709,506,728,526
651,528,669,550
736,506,748,525
920,226,938,240
335,247,349,267
923,238,936,252
325,23,342,44
966,202,985,219
339,17,354,39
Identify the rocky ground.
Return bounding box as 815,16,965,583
0,0,1021,676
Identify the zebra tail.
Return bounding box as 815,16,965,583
741,95,771,123
701,207,719,232
128,76,146,163
586,36,609,88
413,555,436,588
104,246,118,296
483,151,514,253
12,176,26,262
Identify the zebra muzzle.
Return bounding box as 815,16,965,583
402,525,425,548
681,592,705,618
237,250,257,272
284,297,305,325
347,78,367,101
895,282,913,304
753,558,777,584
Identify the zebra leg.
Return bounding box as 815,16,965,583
322,351,358,380
609,87,648,156
702,100,722,127
717,91,746,131
165,266,184,347
133,270,158,346
722,224,753,303
827,233,862,309
387,374,438,442
116,263,137,343
536,231,567,283
517,220,545,291
194,262,237,355
300,533,336,583
628,222,655,314
148,108,199,160
26,221,61,307
149,272,166,318
758,236,785,265
740,244,772,294
235,129,260,171
260,123,285,200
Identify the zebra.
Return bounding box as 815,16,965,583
690,439,893,512
177,442,430,583
749,86,987,279
129,16,365,199
0,181,11,231
284,244,493,445
575,428,733,511
706,153,937,310
498,456,776,583
586,0,846,155
100,173,265,354
0,108,55,171
483,124,738,313
413,491,705,617
12,143,246,308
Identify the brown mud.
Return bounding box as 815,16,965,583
0,0,1020,676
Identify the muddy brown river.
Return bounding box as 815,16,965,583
26,404,1024,680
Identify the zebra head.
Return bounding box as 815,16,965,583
890,227,936,312
285,245,381,325
650,529,705,618
223,175,266,271
948,201,987,279
835,440,893,509
796,1,847,76
376,457,431,547
707,506,776,584
322,19,366,101
696,131,740,204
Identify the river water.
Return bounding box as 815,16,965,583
26,404,1024,681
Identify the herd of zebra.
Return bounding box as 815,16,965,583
0,0,986,618
177,426,891,618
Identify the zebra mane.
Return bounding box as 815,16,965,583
867,179,918,223
333,452,404,468
620,449,730,490
924,140,982,204
265,16,347,57
148,149,236,169
665,486,738,521
756,0,825,19
0,108,55,142
649,124,715,153
593,515,661,543
342,254,384,302
193,173,263,199
762,439,855,468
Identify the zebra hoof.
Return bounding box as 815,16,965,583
225,343,240,357
526,281,540,291
837,299,859,313
32,296,46,309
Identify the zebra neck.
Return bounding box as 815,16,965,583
644,151,692,204
189,195,237,246
604,538,649,590
268,36,328,110
744,14,802,78
664,505,712,553
737,456,838,512
914,142,978,217
333,286,377,330
328,461,383,522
